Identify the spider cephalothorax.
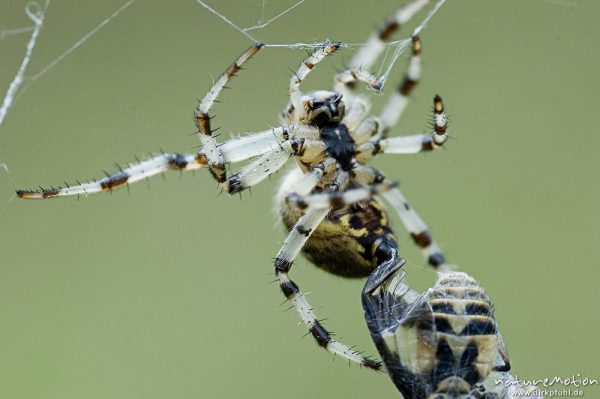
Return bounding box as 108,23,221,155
17,0,450,374
298,91,346,127
283,89,355,171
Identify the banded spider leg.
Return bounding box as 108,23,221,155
16,43,322,199
15,124,320,199
194,42,264,184
353,96,450,270
275,177,402,371
351,159,450,271
334,0,428,100
336,1,429,146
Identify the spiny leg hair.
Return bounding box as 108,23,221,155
16,152,208,199
18,43,282,200
16,124,320,199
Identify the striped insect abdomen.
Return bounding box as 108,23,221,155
364,271,511,399
421,274,503,397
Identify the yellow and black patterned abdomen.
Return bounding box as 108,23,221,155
280,197,396,278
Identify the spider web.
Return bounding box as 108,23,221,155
0,0,136,217
0,0,446,220
196,0,447,87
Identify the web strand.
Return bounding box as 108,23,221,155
194,0,448,91
0,164,17,218
243,0,306,32
1,0,137,129
413,0,447,37
0,26,35,41
0,0,49,127
0,0,136,220
195,0,259,43
28,0,136,82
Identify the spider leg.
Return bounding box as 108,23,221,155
351,164,449,270
352,117,382,145
379,36,422,135
226,148,290,194
287,158,337,195
224,139,327,194
289,42,340,110
220,124,319,163
16,125,320,199
382,186,449,270
355,95,447,162
274,206,384,371
342,96,372,132
349,163,385,185
16,152,207,199
334,0,428,98
334,69,382,97
285,180,397,210
195,42,264,184
350,0,428,71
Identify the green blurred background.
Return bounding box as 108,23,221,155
1,1,598,398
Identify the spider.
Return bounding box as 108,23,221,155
362,265,542,399
17,0,449,371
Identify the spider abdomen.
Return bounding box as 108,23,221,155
277,168,396,278
285,200,395,278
